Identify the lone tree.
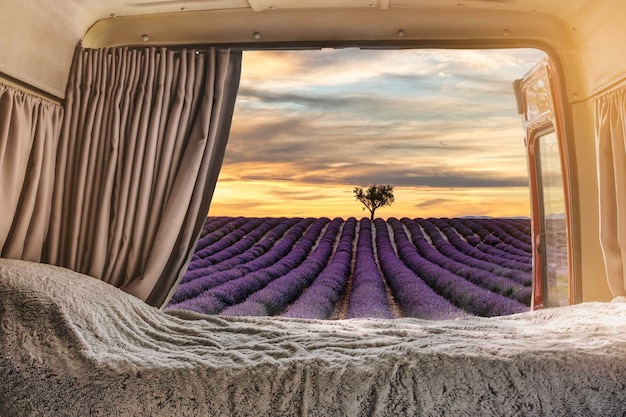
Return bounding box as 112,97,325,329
353,183,395,220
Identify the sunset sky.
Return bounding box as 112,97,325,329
208,48,547,219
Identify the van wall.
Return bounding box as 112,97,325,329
561,1,626,302
0,0,86,98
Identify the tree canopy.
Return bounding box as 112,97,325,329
353,183,395,220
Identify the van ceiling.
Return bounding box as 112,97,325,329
0,0,600,98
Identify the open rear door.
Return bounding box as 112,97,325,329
514,58,572,309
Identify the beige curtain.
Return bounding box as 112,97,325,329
45,46,241,307
595,85,626,297
0,84,63,261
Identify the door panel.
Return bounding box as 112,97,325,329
535,131,569,307
514,58,572,309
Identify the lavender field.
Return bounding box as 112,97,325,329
165,217,533,320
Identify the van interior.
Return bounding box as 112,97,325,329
2,1,626,415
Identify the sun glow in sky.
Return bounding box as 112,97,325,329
209,48,547,219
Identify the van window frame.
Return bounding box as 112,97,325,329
177,40,581,307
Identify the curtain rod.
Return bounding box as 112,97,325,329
592,73,626,99
0,70,64,105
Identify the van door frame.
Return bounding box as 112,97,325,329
515,57,579,308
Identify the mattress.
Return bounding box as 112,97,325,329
1,258,625,416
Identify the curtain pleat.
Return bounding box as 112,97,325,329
46,46,241,307
0,84,63,261
595,85,626,297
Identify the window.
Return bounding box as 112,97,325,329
168,48,556,319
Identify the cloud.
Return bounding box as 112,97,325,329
237,86,354,109
415,198,453,209
301,169,528,189
220,160,528,190
215,48,546,217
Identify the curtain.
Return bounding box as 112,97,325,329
45,46,241,307
595,85,626,297
0,84,63,261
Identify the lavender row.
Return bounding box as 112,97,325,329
177,218,302,282
192,217,250,254
374,219,467,320
383,219,528,317
221,218,344,317
421,218,533,275
190,218,266,268
456,218,530,252
186,217,284,274
198,216,234,239
166,218,329,314
169,218,311,303
433,218,531,264
282,218,357,319
438,218,532,262
476,218,533,248
347,218,394,319
432,219,532,264
407,218,531,286
402,219,532,286
456,218,532,258
393,218,531,305
489,217,532,240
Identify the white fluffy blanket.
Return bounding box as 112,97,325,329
1,259,626,417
